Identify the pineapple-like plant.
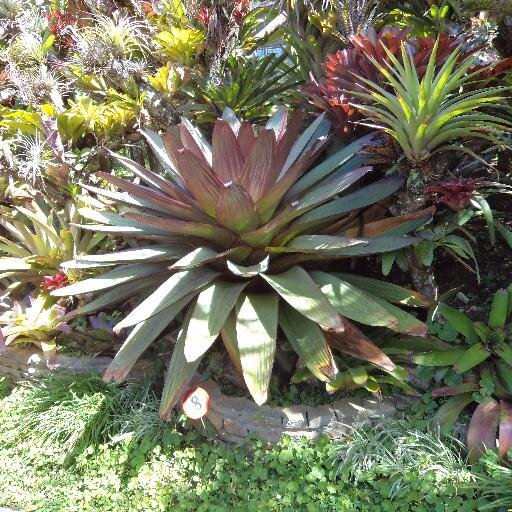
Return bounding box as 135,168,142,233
54,108,432,417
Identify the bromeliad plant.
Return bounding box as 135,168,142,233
54,108,432,417
0,197,109,293
413,289,512,461
351,40,511,171
0,294,71,364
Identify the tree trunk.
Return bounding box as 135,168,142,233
397,169,439,301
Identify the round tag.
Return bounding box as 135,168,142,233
181,386,210,419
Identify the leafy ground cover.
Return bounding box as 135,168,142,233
0,374,510,512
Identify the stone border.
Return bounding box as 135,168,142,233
202,381,418,443
0,346,154,381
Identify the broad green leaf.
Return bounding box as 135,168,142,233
114,266,219,331
159,306,203,419
104,295,192,383
51,263,168,296
311,271,398,328
453,343,491,373
183,281,247,362
288,132,377,198
413,347,467,366
430,393,474,434
279,303,338,381
296,177,403,225
235,293,278,405
261,266,344,331
437,303,479,343
280,113,330,177
266,235,366,254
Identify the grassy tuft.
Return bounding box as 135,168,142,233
332,419,473,498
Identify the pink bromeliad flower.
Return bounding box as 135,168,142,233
427,178,484,211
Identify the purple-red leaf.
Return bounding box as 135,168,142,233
273,110,304,173
499,400,512,459
111,152,189,201
256,142,326,222
467,398,499,462
237,121,257,158
212,120,245,183
215,182,261,234
431,382,479,397
325,318,396,372
175,148,224,216
96,172,211,223
239,129,277,202
123,212,236,247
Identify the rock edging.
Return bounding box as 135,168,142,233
0,345,154,381
202,381,418,443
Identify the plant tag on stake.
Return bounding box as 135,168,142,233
182,386,210,420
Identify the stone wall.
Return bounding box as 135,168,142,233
0,345,154,381
202,381,418,443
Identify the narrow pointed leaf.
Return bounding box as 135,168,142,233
62,246,188,269
64,275,164,320
139,128,184,185
114,266,219,331
160,306,203,419
51,263,168,296
104,295,192,383
279,303,338,381
123,211,236,247
325,319,396,371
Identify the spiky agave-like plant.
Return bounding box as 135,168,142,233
350,41,512,167
54,108,432,417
